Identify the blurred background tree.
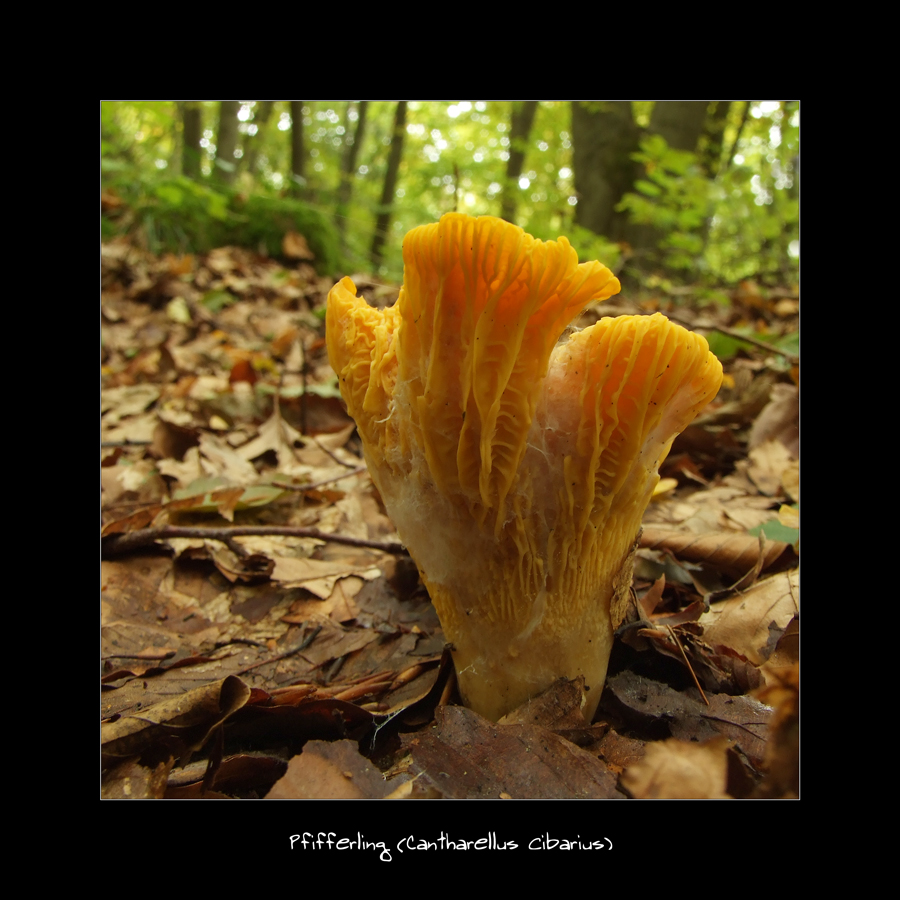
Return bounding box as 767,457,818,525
101,100,798,288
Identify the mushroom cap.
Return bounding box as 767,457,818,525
327,213,722,721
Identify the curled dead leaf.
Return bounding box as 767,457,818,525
641,525,789,578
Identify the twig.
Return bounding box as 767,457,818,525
271,466,367,492
233,624,323,676
666,312,799,365
273,370,302,464
311,435,362,470
299,338,309,436
666,625,709,706
102,524,407,557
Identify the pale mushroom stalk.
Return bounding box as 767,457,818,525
327,214,723,722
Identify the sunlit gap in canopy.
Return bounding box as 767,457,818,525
447,101,473,118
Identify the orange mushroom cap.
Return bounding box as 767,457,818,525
327,213,722,721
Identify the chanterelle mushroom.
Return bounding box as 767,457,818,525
327,213,723,722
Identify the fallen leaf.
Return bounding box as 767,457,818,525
622,736,732,799
271,557,382,596
749,384,799,457
700,570,799,666
403,705,624,799
746,439,795,496
266,739,397,799
101,675,250,765
641,525,789,578
754,662,799,797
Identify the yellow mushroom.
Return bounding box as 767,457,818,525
327,213,722,722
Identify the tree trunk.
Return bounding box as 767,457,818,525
649,100,709,152
370,101,407,271
182,102,203,180
723,101,751,172
571,101,640,241
500,101,539,224
244,100,274,177
290,101,306,198
215,101,240,185
699,100,731,178
336,101,369,242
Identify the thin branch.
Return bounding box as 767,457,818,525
102,524,407,557
310,436,363,470
667,625,709,706
666,312,799,365
271,466,368,492
233,624,323,676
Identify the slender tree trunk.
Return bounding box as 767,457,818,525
243,100,274,177
500,101,539,223
698,101,732,254
723,101,751,172
336,101,369,242
571,101,640,240
370,101,407,271
290,101,306,198
171,102,184,175
215,101,240,185
699,100,731,178
182,102,203,180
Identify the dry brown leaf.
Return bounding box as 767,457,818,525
498,677,590,729
604,671,770,761
755,662,799,797
749,384,799,457
641,525,788,578
746,439,795,496
403,705,623,799
622,736,732,799
699,569,798,666
281,231,315,261
283,575,366,623
101,675,250,763
760,616,798,681
198,433,259,483
266,739,397,799
235,409,305,469
271,557,381,596
782,460,799,502
102,757,173,799
646,483,777,534
101,384,162,423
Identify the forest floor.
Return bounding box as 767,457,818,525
101,238,798,802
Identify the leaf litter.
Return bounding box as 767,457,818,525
101,238,799,799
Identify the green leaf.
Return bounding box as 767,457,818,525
155,183,184,206
748,520,799,544
201,289,237,312
635,179,662,197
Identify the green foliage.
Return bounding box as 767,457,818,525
705,104,799,284
559,224,622,274
618,134,713,272
201,289,237,313
614,102,798,285
100,100,798,288
228,193,340,271
102,173,340,274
